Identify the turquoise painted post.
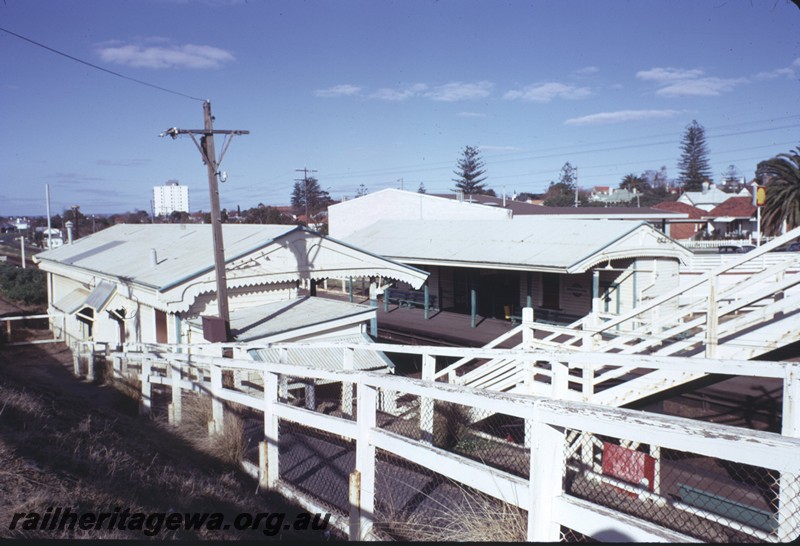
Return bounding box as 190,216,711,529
369,283,377,337
349,276,354,303
424,285,429,320
471,289,477,328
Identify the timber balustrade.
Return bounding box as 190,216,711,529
56,339,800,542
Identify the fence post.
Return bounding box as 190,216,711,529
582,362,594,402
259,371,280,491
527,407,566,541
420,353,435,445
522,307,534,348
778,363,800,541
342,347,355,418
73,345,82,377
352,379,377,540
86,344,95,382
551,361,568,399
169,360,182,425
705,275,718,359
140,357,152,416
209,363,224,435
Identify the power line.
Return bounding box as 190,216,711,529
0,26,205,102
320,121,799,183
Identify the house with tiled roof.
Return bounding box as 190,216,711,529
651,201,707,240
703,196,758,239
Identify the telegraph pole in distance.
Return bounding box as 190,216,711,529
295,167,318,223
162,101,249,340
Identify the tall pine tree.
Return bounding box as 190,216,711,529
678,120,712,192
452,145,488,195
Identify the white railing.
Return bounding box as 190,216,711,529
0,312,64,346
681,238,757,249
62,339,800,542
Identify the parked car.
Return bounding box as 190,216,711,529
778,242,800,252
718,244,755,254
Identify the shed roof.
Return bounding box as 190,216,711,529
248,332,394,372
344,218,690,274
216,296,374,342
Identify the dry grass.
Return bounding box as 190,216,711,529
176,394,247,466
0,340,333,541
376,476,527,541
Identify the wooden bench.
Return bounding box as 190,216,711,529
385,288,437,310
678,483,777,533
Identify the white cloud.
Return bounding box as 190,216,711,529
424,81,493,102
503,82,591,102
755,57,800,80
457,111,487,118
369,83,428,101
636,66,745,97
636,67,704,83
97,42,235,69
565,109,682,126
573,66,599,76
315,84,363,98
655,77,745,97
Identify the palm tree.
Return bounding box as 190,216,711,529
756,147,800,235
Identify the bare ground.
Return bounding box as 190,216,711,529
0,299,337,541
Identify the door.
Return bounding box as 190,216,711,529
155,309,168,344
541,273,560,310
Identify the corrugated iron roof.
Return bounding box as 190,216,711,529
37,224,295,289
35,224,428,292
248,332,393,372
345,218,689,273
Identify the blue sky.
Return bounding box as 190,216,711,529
2,0,799,217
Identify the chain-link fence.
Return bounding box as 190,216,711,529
563,430,799,542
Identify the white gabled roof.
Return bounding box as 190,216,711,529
35,224,428,296
344,218,690,273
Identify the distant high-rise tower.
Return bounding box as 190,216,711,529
153,180,189,217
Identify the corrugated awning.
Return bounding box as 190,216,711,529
53,287,91,314
85,280,116,312
52,280,116,317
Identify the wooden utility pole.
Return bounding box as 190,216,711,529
162,101,249,339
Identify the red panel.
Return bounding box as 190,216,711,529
601,442,656,494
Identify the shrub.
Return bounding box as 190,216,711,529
0,263,46,305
